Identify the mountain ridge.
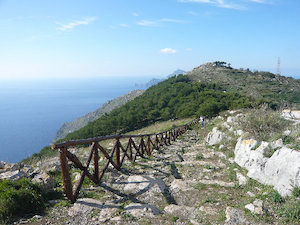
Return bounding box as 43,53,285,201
53,89,144,142
186,62,300,108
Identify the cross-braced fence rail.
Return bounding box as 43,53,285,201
52,119,199,203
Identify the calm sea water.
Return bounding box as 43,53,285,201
0,77,147,163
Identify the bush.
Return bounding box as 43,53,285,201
0,178,47,222
0,178,62,223
238,108,290,141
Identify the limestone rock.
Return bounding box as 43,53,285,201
261,147,300,196
32,172,55,189
234,129,243,136
236,172,247,186
0,170,26,180
123,175,166,193
0,161,20,172
164,204,197,219
282,109,300,120
225,207,249,225
235,137,300,196
199,206,217,215
170,179,196,192
124,203,161,217
227,116,234,123
206,127,225,146
245,199,264,215
234,137,260,169
270,139,283,149
247,191,255,197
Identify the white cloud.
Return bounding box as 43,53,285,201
119,24,129,28
186,48,193,52
137,18,186,26
56,17,96,31
179,0,245,10
137,20,157,26
188,11,198,15
160,18,186,23
249,0,265,3
179,0,213,3
160,48,177,54
133,12,139,17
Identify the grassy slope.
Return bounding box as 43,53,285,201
186,62,300,108
59,75,251,142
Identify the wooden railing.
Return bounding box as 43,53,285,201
52,119,199,203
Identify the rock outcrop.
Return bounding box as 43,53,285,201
282,109,300,120
234,138,300,196
206,127,225,146
0,161,54,189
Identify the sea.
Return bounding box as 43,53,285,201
0,77,149,163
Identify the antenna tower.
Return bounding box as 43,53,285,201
276,57,280,75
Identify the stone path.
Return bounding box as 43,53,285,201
26,129,262,225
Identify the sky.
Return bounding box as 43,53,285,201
0,0,299,79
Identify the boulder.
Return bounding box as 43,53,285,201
282,109,300,120
234,138,259,169
0,170,26,180
236,172,247,186
270,139,283,149
234,137,300,196
262,147,300,196
206,127,225,146
225,207,249,225
32,172,55,189
245,199,264,215
234,130,243,136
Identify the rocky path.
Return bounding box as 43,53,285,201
26,129,273,225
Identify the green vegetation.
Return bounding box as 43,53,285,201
0,178,62,223
238,108,290,141
21,146,57,165
187,62,300,108
60,75,251,142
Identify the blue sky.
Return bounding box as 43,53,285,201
0,0,299,79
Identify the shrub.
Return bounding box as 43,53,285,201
238,108,290,141
0,178,46,222
0,178,62,223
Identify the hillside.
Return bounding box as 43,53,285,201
53,90,144,141
186,62,300,108
3,111,299,224
59,75,251,142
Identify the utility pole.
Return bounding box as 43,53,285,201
276,57,281,76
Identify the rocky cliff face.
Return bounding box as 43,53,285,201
53,90,144,142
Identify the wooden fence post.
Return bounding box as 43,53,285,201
128,138,133,160
59,147,74,203
94,143,99,183
115,139,121,170
146,136,151,156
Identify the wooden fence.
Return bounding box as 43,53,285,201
52,119,199,203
